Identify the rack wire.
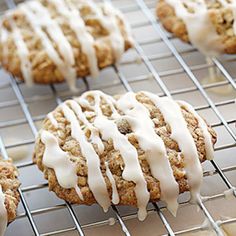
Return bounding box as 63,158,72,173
0,0,235,235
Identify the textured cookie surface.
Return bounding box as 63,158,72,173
33,90,217,219
0,0,133,89
0,158,20,223
157,0,236,55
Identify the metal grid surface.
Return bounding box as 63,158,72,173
0,0,236,235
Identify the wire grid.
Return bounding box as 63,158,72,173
0,0,235,235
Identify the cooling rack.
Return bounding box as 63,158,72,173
0,0,236,235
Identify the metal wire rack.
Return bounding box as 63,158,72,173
0,0,235,235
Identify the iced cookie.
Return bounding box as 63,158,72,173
33,90,217,221
0,0,133,90
157,0,236,56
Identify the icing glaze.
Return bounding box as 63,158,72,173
178,100,214,160
60,103,110,212
6,17,32,86
41,130,84,200
48,0,99,78
40,91,214,220
116,92,179,216
86,1,125,61
166,0,224,56
0,0,129,90
105,162,119,205
47,112,58,129
19,1,77,91
69,100,104,155
0,185,7,236
144,92,203,202
80,91,149,220
94,114,150,220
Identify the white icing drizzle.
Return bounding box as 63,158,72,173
0,185,7,236
80,91,150,220
116,92,179,216
60,102,110,212
109,3,134,46
2,0,130,90
178,101,214,160
144,92,203,202
47,112,58,129
6,16,33,86
19,1,77,91
40,90,214,220
48,0,99,78
41,130,84,200
94,114,150,220
105,162,119,205
68,100,104,155
166,0,223,56
86,1,125,61
28,1,74,65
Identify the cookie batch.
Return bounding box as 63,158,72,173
0,0,223,231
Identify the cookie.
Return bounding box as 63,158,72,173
0,0,133,91
156,0,236,56
0,158,20,235
33,90,217,221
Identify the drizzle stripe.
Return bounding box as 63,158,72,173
48,0,99,78
61,103,110,212
69,100,104,154
7,17,32,86
94,115,150,221
79,91,150,221
47,112,58,129
105,162,119,205
41,130,84,200
144,92,203,202
178,101,214,160
165,0,223,56
19,3,77,91
86,1,124,61
117,92,179,216
27,1,74,65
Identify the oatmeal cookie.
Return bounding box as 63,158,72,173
0,158,20,224
0,0,133,90
157,0,236,56
33,90,217,220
